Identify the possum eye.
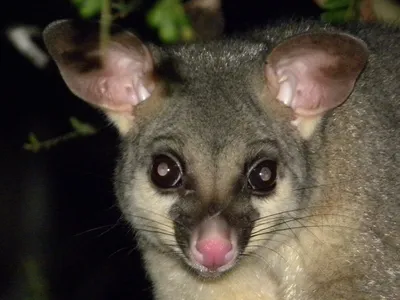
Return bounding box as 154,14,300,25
247,159,277,195
151,154,183,189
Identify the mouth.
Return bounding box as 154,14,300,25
187,216,239,277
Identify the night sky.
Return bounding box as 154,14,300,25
1,1,322,299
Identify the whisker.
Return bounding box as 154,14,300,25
250,205,358,224
74,219,123,237
242,247,286,264
128,246,139,256
108,246,134,258
247,234,304,257
134,226,175,238
250,224,357,239
130,204,188,229
127,214,175,230
74,224,116,237
251,212,355,236
252,215,284,228
280,216,303,245
286,211,323,245
134,227,176,237
250,207,308,223
254,213,320,245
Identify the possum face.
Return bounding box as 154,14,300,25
116,76,310,277
43,20,368,278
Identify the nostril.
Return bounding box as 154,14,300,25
190,216,237,270
196,239,233,269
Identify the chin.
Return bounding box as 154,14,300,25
184,255,240,279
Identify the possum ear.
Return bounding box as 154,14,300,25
265,32,368,139
43,20,156,134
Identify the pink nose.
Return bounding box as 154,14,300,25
196,238,233,269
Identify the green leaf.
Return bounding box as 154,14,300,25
23,117,98,153
112,0,138,18
147,2,164,27
146,0,195,43
159,20,179,43
23,256,49,300
69,117,97,135
72,0,103,18
180,24,195,41
344,6,358,21
321,9,348,23
72,0,85,5
322,0,350,10
23,133,41,152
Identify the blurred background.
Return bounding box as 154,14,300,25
1,0,398,299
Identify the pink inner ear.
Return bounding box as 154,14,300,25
59,43,154,114
275,52,345,115
92,50,152,110
268,52,353,117
266,33,368,119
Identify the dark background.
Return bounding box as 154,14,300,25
0,1,322,299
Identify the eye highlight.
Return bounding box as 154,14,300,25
150,154,183,189
247,158,277,195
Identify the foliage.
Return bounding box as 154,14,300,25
71,0,194,43
315,0,400,24
23,118,97,152
147,0,194,42
318,0,361,23
23,257,49,300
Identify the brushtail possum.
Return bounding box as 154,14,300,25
43,19,400,300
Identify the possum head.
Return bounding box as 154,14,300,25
43,20,368,278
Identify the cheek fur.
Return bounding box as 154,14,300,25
125,170,180,250
247,177,300,252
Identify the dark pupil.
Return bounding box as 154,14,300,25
151,155,182,189
248,160,277,193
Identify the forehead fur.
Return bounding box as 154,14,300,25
134,39,278,140
157,39,267,77
126,37,306,177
